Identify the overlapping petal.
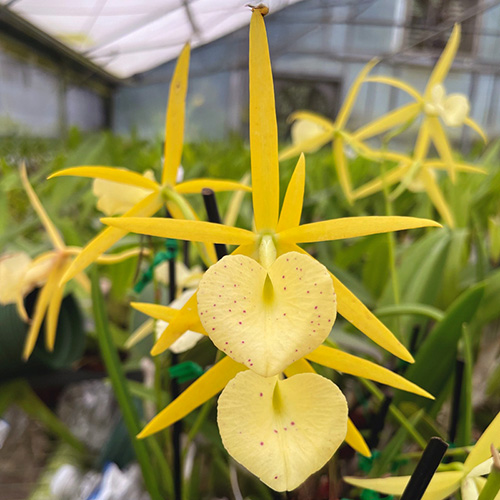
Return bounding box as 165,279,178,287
197,252,336,377
218,370,347,491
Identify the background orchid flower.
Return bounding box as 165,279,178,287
345,411,500,500
350,147,487,228
48,43,251,283
279,59,378,204
16,164,147,360
353,24,487,183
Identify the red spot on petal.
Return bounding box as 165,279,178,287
307,291,310,294
314,306,318,309
284,427,287,431
291,421,295,426
274,429,278,433
243,310,246,313
274,476,278,480
242,340,245,344
260,393,263,397
260,442,264,446
225,342,229,344
212,328,215,331
282,275,285,279
239,321,242,325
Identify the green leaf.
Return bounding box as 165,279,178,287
395,282,485,412
456,324,473,446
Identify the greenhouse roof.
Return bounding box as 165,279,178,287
0,0,300,79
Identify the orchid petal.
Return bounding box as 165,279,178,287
61,192,163,284
306,345,432,398
22,265,61,360
414,118,431,161
45,262,71,351
365,76,423,102
278,216,441,244
279,129,333,161
95,247,149,264
138,356,246,438
131,302,206,335
224,174,251,227
352,165,410,200
426,161,487,175
150,292,202,355
175,179,252,194
218,370,347,491
464,117,488,143
331,272,414,362
102,217,256,246
345,471,463,500
464,412,500,475
333,137,354,204
346,418,371,457
353,103,421,141
198,252,336,377
426,24,461,95
289,110,336,131
20,164,65,251
48,166,159,191
249,8,279,232
277,154,305,233
162,44,190,186
336,59,378,129
442,94,470,127
125,318,154,349
420,168,455,228
467,457,494,478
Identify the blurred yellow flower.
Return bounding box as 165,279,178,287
345,412,500,500
15,164,146,360
49,44,250,284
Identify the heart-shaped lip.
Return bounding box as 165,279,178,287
217,370,348,491
197,251,336,377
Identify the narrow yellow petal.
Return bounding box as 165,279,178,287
224,174,251,227
289,110,336,131
138,356,246,438
464,412,500,475
125,318,154,349
420,169,455,228
333,137,354,204
428,117,456,182
344,475,410,495
426,24,461,95
218,370,347,492
20,164,65,251
198,252,335,377
464,117,488,143
45,262,70,351
306,345,432,398
346,418,371,457
162,43,190,186
279,216,441,244
48,166,159,191
283,358,316,376
277,154,305,232
102,217,256,246
353,103,421,142
61,192,163,284
249,9,279,232
151,292,202,355
94,247,148,264
331,272,414,362
336,59,378,129
22,266,60,360
365,76,423,102
279,129,333,162
426,161,487,175
131,302,207,335
175,179,252,194
352,166,410,200
414,119,431,161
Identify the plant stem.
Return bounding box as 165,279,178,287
91,269,168,500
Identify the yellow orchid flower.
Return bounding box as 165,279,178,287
48,44,251,283
351,146,487,228
102,8,435,490
279,60,379,204
353,25,486,184
16,164,147,360
345,411,500,500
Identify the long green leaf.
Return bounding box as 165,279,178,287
395,283,485,412
456,324,473,446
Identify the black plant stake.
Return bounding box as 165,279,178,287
202,188,228,259
400,437,448,500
